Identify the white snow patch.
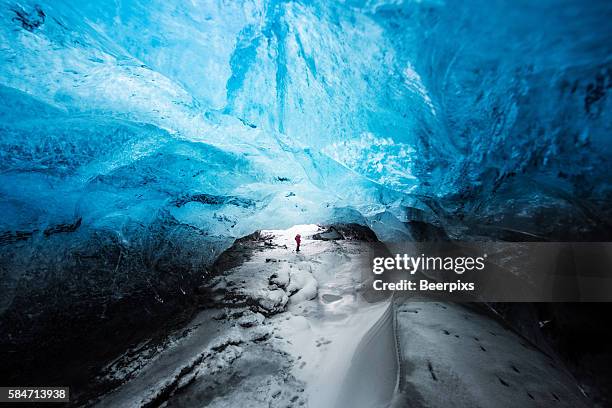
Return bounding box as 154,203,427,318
255,288,288,314
287,268,318,303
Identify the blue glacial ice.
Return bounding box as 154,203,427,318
2,0,612,244
2,0,611,248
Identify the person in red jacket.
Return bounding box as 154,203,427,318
295,234,301,252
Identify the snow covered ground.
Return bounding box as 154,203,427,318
392,298,590,408
93,225,392,408
93,225,590,408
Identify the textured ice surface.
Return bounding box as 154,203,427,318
1,0,610,246
2,0,612,242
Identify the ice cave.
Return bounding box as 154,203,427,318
0,0,611,407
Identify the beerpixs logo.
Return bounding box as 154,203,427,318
372,254,487,275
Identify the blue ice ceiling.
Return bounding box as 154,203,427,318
1,0,611,248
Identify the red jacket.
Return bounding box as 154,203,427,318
295,234,301,244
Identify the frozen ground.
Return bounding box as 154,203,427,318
93,225,392,408
93,226,590,408
391,298,590,408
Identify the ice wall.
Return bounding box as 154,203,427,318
3,0,611,243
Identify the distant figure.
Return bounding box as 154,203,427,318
295,234,301,252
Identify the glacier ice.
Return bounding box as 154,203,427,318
2,0,610,243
